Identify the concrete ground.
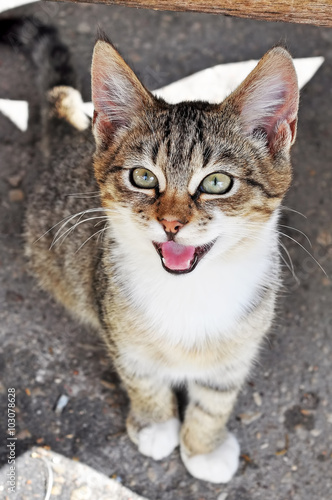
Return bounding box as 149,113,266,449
0,2,331,499
0,447,148,499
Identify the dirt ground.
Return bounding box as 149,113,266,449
0,2,331,499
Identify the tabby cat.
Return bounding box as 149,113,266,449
2,20,299,483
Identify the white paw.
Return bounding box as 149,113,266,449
181,432,240,483
137,417,180,460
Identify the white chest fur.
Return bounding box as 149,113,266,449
111,229,278,349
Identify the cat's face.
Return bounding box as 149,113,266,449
91,41,298,274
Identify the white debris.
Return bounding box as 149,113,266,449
238,412,262,425
0,99,28,131
0,0,37,14
54,394,69,415
253,391,262,407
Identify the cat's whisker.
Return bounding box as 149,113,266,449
280,205,307,219
278,241,299,283
279,252,294,277
279,224,312,248
94,219,107,227
52,215,110,248
34,208,105,244
66,191,101,199
97,224,109,244
50,210,89,247
50,207,113,244
279,231,328,277
34,213,79,243
74,224,108,253
51,215,110,249
53,210,88,246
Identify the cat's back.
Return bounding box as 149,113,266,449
25,126,103,328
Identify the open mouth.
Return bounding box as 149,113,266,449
153,240,215,275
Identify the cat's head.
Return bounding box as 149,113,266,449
91,39,299,275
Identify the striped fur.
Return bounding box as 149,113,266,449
13,27,299,483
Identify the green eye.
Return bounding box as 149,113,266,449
200,172,232,195
131,168,158,189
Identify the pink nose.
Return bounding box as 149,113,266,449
160,219,184,234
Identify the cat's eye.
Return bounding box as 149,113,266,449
200,172,232,195
131,168,158,189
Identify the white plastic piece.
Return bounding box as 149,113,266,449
0,98,28,131
154,57,325,104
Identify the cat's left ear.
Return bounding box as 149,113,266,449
91,38,154,145
229,47,299,154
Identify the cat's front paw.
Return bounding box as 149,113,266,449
137,417,180,460
180,432,240,483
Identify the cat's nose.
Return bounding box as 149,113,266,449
160,219,184,234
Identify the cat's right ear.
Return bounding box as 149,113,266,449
91,39,153,145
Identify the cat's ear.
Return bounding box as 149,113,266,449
229,47,299,154
91,38,153,145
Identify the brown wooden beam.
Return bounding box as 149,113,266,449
51,0,332,27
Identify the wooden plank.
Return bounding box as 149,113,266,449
52,0,332,27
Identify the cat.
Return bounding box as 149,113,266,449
1,19,299,483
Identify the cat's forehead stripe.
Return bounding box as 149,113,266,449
161,105,207,175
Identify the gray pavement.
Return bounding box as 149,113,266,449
0,2,331,499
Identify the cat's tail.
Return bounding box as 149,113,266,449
0,17,89,131
0,17,76,89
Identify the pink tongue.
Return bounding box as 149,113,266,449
161,241,195,271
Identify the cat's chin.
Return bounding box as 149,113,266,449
153,240,215,275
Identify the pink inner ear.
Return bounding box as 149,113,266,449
91,41,149,141
242,79,293,132
92,72,133,130
236,50,299,152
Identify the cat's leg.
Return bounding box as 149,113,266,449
118,369,180,460
180,381,240,483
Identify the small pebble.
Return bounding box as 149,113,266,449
77,22,91,34
70,486,92,500
51,484,62,496
9,188,24,202
238,412,262,425
253,392,262,407
316,230,332,246
16,429,32,440
7,172,24,187
147,467,157,482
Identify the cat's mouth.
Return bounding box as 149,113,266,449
153,240,215,274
